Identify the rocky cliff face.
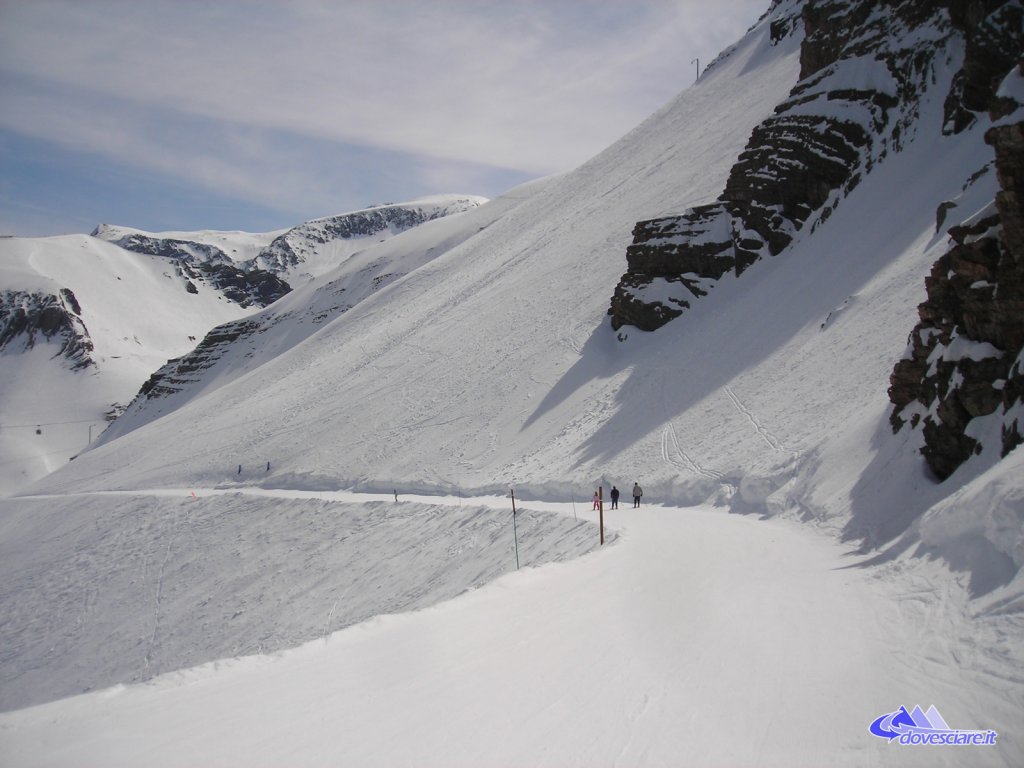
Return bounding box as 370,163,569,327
609,0,1018,333
608,0,1023,481
889,62,1024,480
942,0,1024,132
133,317,263,403
0,288,94,370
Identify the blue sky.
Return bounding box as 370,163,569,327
0,0,766,236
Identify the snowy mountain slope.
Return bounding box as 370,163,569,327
96,193,527,444
1,197,485,496
13,1,1021,587
31,0,1020,554
31,7,807,499
0,234,252,493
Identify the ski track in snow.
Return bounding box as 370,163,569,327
145,534,175,674
724,384,787,453
660,422,722,480
659,372,723,481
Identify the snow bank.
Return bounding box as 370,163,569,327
0,492,607,711
919,449,1024,570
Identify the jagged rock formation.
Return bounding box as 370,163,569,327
890,61,1024,480
943,0,1024,132
93,229,291,309
609,0,1021,333
178,263,290,307
135,318,264,402
0,289,94,370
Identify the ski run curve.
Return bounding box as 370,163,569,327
1,487,1020,767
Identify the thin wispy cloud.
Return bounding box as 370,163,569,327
0,0,766,234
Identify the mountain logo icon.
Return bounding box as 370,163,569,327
870,705,997,746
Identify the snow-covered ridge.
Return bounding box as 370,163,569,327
253,195,488,278
94,195,489,285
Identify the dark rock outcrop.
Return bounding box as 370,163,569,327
889,63,1024,480
0,289,94,370
179,263,291,308
610,204,741,331
942,0,1024,132
136,318,264,402
94,229,292,309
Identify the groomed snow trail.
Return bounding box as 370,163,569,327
0,493,1017,767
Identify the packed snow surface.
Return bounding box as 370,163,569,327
1,490,1020,767
0,489,608,711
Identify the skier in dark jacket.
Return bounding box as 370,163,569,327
610,486,620,509
632,483,643,508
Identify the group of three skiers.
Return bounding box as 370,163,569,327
592,483,642,510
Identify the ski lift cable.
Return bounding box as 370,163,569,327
0,418,103,429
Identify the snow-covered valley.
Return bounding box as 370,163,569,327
1,0,1023,764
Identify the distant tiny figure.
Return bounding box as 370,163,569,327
610,486,620,509
592,491,600,510
632,483,643,508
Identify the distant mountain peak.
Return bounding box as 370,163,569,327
253,196,487,276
